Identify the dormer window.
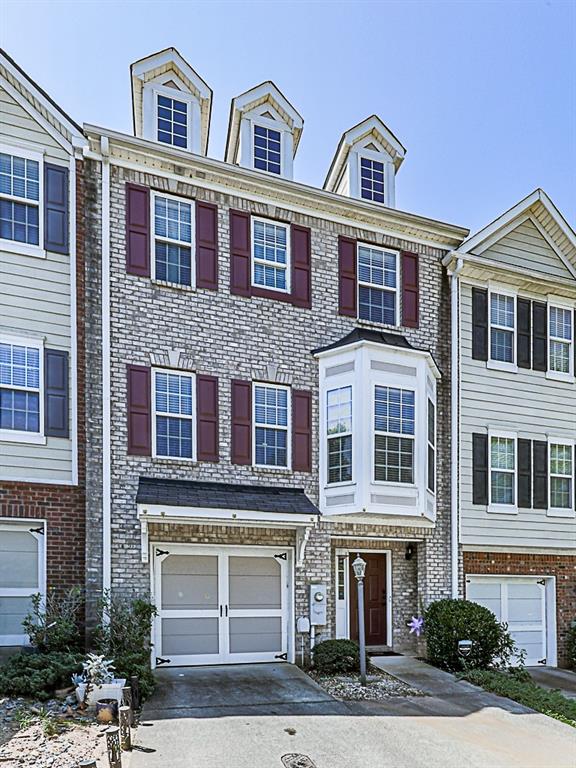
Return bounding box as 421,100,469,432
253,124,282,175
157,94,188,148
360,157,385,203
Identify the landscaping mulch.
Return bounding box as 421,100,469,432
309,667,423,701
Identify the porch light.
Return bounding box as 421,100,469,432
352,555,367,580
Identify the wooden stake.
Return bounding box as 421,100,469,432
119,706,132,751
106,726,122,768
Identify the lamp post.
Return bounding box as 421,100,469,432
352,554,367,686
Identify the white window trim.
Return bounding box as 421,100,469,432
487,287,518,373
372,384,416,487
427,397,436,494
0,143,45,259
151,368,196,462
250,216,291,294
252,381,291,470
548,438,575,518
0,334,45,445
488,429,518,514
357,243,399,327
547,303,575,383
326,385,353,487
0,520,46,646
150,191,196,289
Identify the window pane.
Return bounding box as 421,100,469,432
491,471,514,505
550,340,570,373
0,200,39,245
358,246,396,288
0,390,39,432
155,372,192,416
490,437,515,470
374,387,415,435
326,386,352,434
550,443,572,475
0,153,40,201
328,434,352,484
254,385,288,427
0,343,40,389
550,307,572,341
374,435,414,483
252,126,282,174
551,476,571,509
358,285,396,324
360,158,386,203
491,293,514,328
156,96,188,147
155,242,192,286
428,400,435,446
156,415,192,458
255,426,287,467
491,328,514,363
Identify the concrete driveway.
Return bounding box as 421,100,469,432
129,662,576,768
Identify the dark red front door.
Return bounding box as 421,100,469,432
349,553,387,646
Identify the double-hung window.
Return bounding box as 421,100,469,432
253,124,281,175
374,386,415,483
549,305,573,375
0,340,42,436
549,442,573,511
326,386,352,484
360,157,385,203
489,292,515,364
253,383,289,468
152,194,193,287
489,434,516,507
252,218,290,292
427,399,436,493
0,150,41,248
154,370,194,459
157,94,188,148
358,244,398,325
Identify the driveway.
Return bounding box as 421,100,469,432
130,662,576,768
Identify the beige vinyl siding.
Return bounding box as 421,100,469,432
0,87,73,483
478,219,573,281
460,283,576,549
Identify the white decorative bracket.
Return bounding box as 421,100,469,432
296,526,312,568
140,519,149,563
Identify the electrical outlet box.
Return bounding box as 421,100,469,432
309,584,327,625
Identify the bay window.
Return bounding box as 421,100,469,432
374,386,415,483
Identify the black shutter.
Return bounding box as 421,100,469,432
532,302,548,372
44,349,69,438
472,288,488,361
472,433,489,505
518,439,532,508
517,299,532,369
533,440,548,509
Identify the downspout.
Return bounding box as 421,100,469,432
449,257,464,598
100,136,111,598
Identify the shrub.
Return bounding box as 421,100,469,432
0,651,82,700
567,623,576,671
424,598,516,672
22,588,84,653
92,593,157,700
313,639,364,675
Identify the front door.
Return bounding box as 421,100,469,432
349,553,387,646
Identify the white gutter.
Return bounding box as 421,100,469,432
449,256,464,598
100,136,111,597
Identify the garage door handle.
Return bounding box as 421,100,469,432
225,605,228,617
220,605,223,617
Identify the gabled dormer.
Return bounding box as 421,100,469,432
131,48,212,155
324,116,405,208
225,82,303,180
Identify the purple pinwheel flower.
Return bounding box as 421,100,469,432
408,616,424,637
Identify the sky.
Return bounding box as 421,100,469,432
1,0,575,233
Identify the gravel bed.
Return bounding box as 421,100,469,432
310,669,423,701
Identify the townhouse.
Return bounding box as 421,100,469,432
82,48,468,665
0,50,87,651
446,191,576,666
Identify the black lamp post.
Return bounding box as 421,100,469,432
352,554,367,686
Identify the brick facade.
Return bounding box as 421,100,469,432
463,551,576,667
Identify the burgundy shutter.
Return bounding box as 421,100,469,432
338,236,357,316
126,183,150,277
127,365,151,455
196,202,218,290
401,251,419,328
292,389,312,472
231,380,252,464
291,224,311,308
230,210,251,296
44,349,69,438
196,375,219,461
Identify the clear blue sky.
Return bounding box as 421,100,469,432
2,0,574,232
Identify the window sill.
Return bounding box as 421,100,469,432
0,240,46,259
253,464,291,473
324,481,357,491
546,370,575,384
152,455,196,464
151,278,196,292
355,317,401,332
251,285,293,304
371,480,417,489
487,503,518,515
0,431,46,445
547,507,576,519
486,360,518,374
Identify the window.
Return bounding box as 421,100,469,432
253,124,281,174
427,399,435,493
549,306,573,374
253,384,289,467
252,218,290,292
153,194,193,286
374,386,415,483
0,151,40,247
490,292,515,363
327,386,352,484
360,157,385,203
157,94,188,148
154,370,194,459
358,245,398,325
337,555,346,600
550,442,573,510
490,435,516,506
0,341,41,435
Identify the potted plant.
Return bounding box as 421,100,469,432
74,653,126,706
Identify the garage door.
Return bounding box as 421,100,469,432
153,545,291,667
466,576,548,666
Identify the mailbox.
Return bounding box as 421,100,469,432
309,584,327,626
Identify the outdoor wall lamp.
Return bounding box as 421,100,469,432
405,543,414,561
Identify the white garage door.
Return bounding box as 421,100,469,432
153,545,291,667
466,576,548,666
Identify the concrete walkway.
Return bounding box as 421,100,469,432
129,661,576,768
527,666,576,700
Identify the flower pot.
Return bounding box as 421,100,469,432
75,678,127,706
96,698,118,723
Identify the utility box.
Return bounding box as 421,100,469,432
309,584,327,626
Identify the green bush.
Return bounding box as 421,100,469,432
424,598,516,672
462,668,576,728
0,651,82,700
567,623,576,671
313,639,364,675
22,588,84,653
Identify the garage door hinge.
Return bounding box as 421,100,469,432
275,653,288,660
536,579,545,586
538,658,546,665
274,553,287,560
29,526,45,534
156,657,171,666
155,548,169,556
